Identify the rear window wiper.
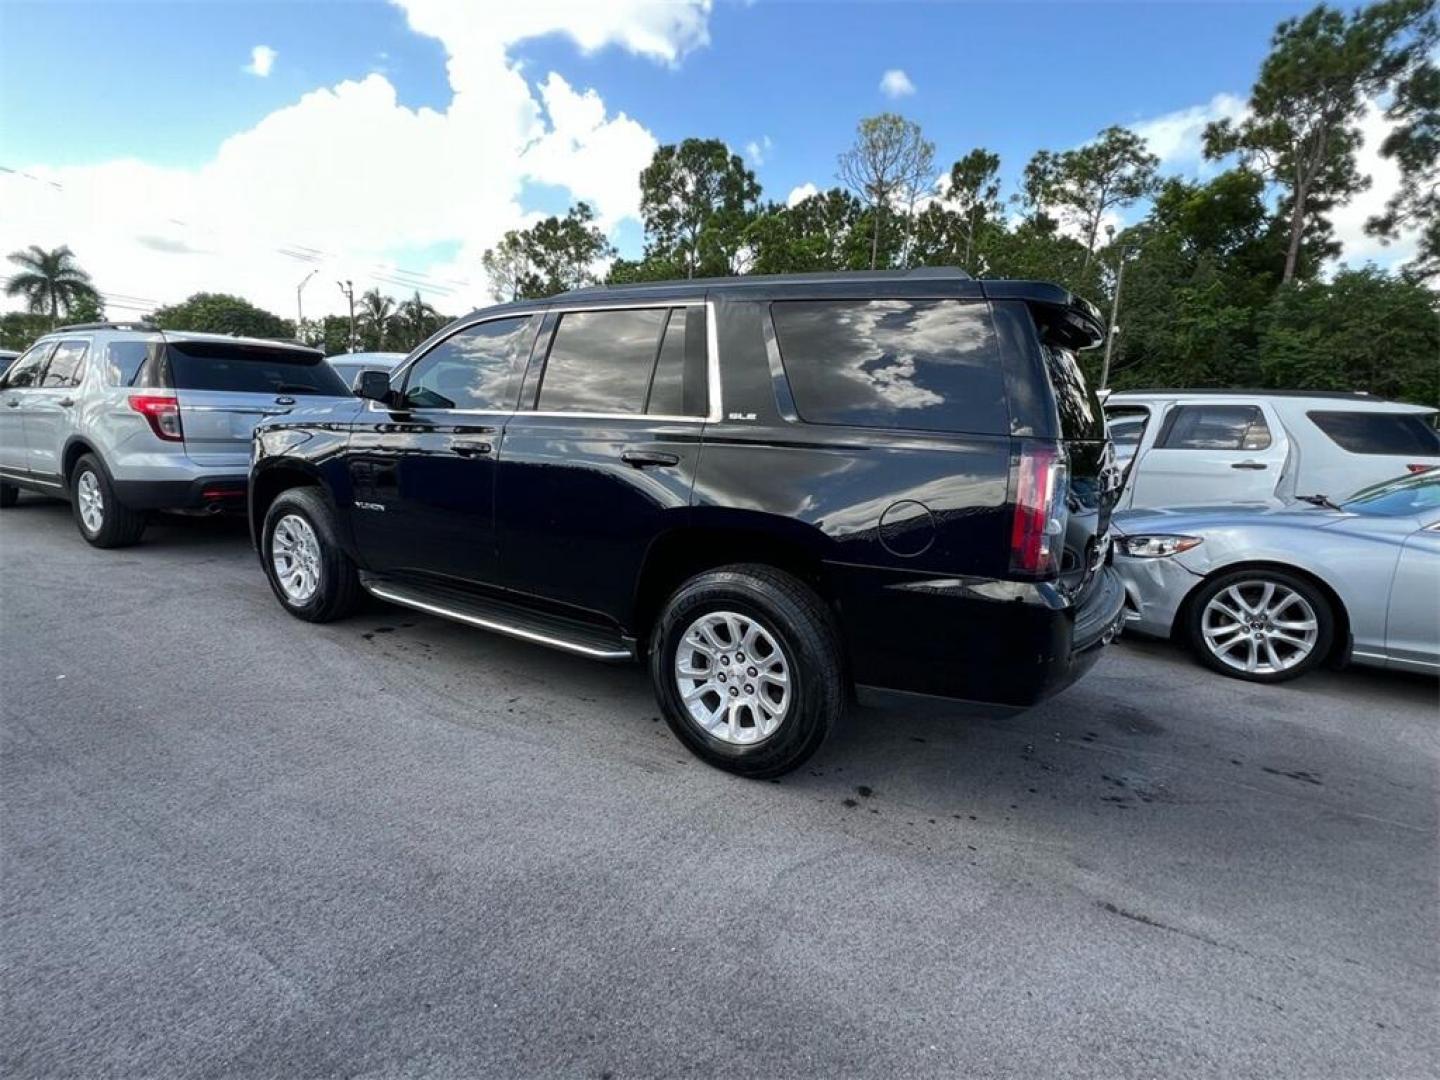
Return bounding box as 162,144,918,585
1295,494,1344,511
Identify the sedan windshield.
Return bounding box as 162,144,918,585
1341,471,1440,517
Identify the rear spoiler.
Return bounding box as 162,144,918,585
981,281,1106,350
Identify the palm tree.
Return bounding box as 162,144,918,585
358,289,396,349
396,290,439,347
5,245,100,328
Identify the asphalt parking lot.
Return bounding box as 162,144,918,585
2,496,1437,1079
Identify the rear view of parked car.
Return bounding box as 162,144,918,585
1106,390,1439,509
249,269,1126,777
0,322,349,546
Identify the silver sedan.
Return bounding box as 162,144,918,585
1111,471,1439,683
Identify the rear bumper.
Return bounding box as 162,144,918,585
834,563,1127,712
111,475,248,511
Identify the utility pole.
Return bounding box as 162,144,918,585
337,279,356,353
296,268,318,338
1100,244,1128,391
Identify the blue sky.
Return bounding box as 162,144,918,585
0,0,1404,318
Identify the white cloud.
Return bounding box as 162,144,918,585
879,69,915,99
786,182,819,208
745,135,772,166
244,45,277,78
1129,92,1418,269
1130,92,1247,175
1327,99,1417,270
1,0,712,318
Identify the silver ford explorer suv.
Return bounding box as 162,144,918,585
0,321,350,547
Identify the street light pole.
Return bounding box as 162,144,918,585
1100,245,1128,391
296,268,318,336
337,279,356,353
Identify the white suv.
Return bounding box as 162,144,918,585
0,322,349,546
1106,390,1439,510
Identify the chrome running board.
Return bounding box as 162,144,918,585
360,577,634,661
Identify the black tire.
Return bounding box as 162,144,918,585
1185,568,1335,684
261,486,361,622
70,454,146,548
650,564,845,778
0,482,17,508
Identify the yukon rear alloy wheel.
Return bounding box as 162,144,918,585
674,610,792,745
1187,569,1334,684
652,564,844,778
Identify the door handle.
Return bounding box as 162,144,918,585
451,441,492,458
58,397,75,408
1231,461,1268,470
621,450,680,468
3,399,17,408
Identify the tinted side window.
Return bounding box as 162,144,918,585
1105,406,1150,449
40,340,89,387
2,342,55,389
770,299,1008,434
538,308,667,415
1158,405,1271,451
106,341,155,386
403,316,530,410
1307,411,1440,456
645,308,688,416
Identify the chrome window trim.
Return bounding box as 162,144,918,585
388,310,542,403
376,298,721,424
529,298,720,424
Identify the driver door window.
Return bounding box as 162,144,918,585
401,317,531,411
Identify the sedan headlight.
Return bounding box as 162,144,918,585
1117,534,1203,558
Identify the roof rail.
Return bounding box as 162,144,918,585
54,321,158,333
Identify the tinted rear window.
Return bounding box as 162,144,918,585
770,299,1008,435
166,342,345,395
538,308,668,415
1041,344,1105,442
1308,410,1440,456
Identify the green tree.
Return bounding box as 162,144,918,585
148,292,292,339
394,291,442,350
639,139,760,278
837,113,935,269
1105,171,1285,390
358,289,396,350
1367,47,1440,278
944,149,1003,273
1023,126,1159,280
482,202,616,301
1257,266,1440,404
744,189,874,274
4,245,101,328
1205,0,1438,284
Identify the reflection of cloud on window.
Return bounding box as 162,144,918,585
772,300,1008,435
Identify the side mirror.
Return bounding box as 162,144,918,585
356,369,393,404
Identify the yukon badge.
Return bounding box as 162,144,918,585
354,501,386,512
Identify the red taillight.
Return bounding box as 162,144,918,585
1010,442,1068,578
1405,464,1435,474
128,394,183,442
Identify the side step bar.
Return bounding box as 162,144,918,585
359,575,634,662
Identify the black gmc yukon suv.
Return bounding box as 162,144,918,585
250,269,1125,777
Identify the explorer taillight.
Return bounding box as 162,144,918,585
128,394,183,442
